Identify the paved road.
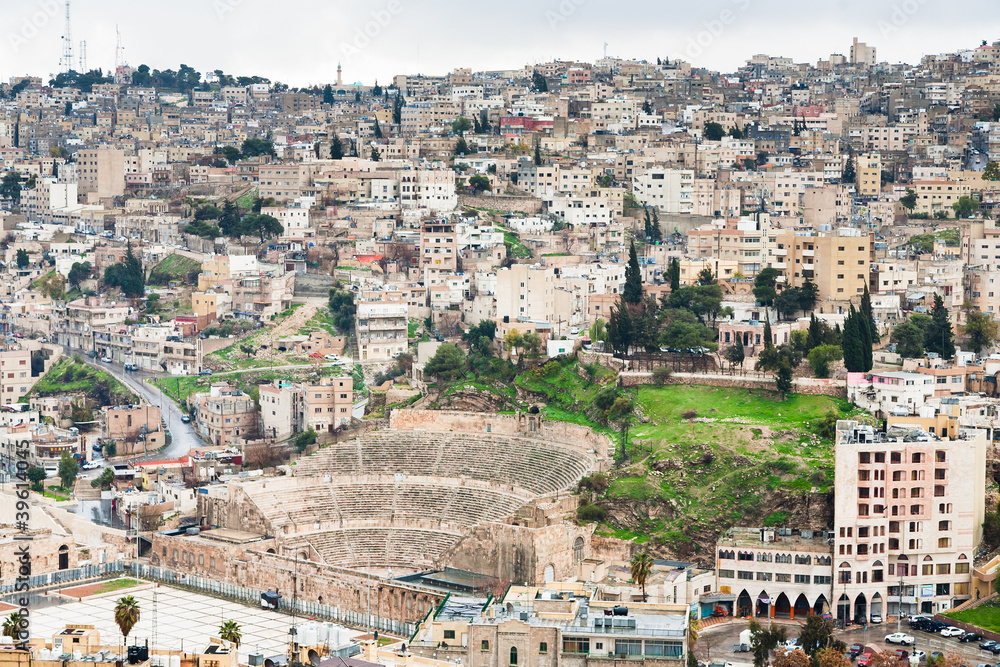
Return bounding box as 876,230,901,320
702,619,997,665
86,358,204,463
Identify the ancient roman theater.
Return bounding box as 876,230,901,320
174,410,622,624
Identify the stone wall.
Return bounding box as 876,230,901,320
149,532,443,624
388,409,609,459
619,372,847,398
441,521,595,584
577,351,624,372
458,194,542,214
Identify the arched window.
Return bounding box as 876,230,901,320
573,537,584,563
510,647,518,666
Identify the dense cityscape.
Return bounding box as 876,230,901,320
2,6,1000,667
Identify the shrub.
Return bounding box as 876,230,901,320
681,409,697,419
576,503,607,522
578,473,609,494
651,366,672,386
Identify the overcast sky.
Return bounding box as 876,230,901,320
2,0,998,86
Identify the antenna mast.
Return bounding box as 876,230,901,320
60,1,74,74
115,26,125,70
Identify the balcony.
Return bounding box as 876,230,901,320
802,249,815,257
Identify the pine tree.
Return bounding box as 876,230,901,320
373,117,383,139
330,136,344,160
762,318,773,350
667,258,680,291
392,92,405,125
623,242,642,304
925,293,955,359
322,84,334,105
860,283,879,342
807,313,822,350
842,305,864,372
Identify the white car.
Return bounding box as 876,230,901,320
101,356,112,363
82,461,101,470
885,633,914,645
940,626,964,637
911,651,926,661
324,354,340,360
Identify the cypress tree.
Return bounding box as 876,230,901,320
762,318,774,350
668,258,680,291
623,242,643,304
925,294,955,359
842,305,864,372
859,301,873,372
860,283,879,342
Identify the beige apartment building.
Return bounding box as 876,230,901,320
76,146,126,200
496,264,557,326
776,229,873,301
855,153,881,197
715,527,834,619
420,219,458,272
0,349,33,405
301,376,354,433
632,168,694,214
193,382,258,446
833,421,986,621
355,301,408,361
913,179,972,218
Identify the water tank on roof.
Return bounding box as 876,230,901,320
316,623,329,643
171,655,181,667
248,655,264,667
613,605,629,616
186,527,200,536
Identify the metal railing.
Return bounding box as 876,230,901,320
0,560,124,594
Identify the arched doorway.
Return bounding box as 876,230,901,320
793,594,811,619
737,590,752,617
837,594,850,623
773,593,791,619
813,594,829,615
58,545,69,570
573,538,584,563
871,593,883,620
543,564,554,583
756,590,771,618
853,593,867,625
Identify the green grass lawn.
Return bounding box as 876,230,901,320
944,603,1000,633
153,376,207,404
589,384,863,554
93,578,141,595
41,485,71,501
301,307,338,336
502,230,532,259
29,357,136,403
148,254,202,284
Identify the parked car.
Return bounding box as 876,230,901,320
848,644,865,659
81,461,100,470
910,651,926,661
870,614,883,624
894,650,909,662
959,632,983,643
101,356,112,363
857,654,872,667
324,354,339,360
929,652,944,661
940,626,964,637
885,633,915,645
978,640,997,651
180,415,191,423
198,369,213,376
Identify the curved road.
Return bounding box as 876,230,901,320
86,358,204,463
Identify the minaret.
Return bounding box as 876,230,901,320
336,63,342,87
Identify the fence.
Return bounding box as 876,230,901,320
131,564,415,637
0,560,124,595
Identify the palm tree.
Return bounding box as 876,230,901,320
2,612,24,639
630,551,655,602
114,596,141,643
219,620,242,648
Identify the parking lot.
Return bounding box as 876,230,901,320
700,618,1000,665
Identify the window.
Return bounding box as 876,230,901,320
794,574,811,584
937,563,951,575
757,572,772,581
645,641,682,658
891,452,902,464
444,631,456,640
934,485,945,497
776,573,791,582
738,571,753,580
719,569,734,579
539,643,547,655
815,575,832,585
938,538,951,548
482,642,490,651
936,583,950,596
510,647,518,665
956,563,970,574
563,638,589,654
911,453,923,463
616,640,642,657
